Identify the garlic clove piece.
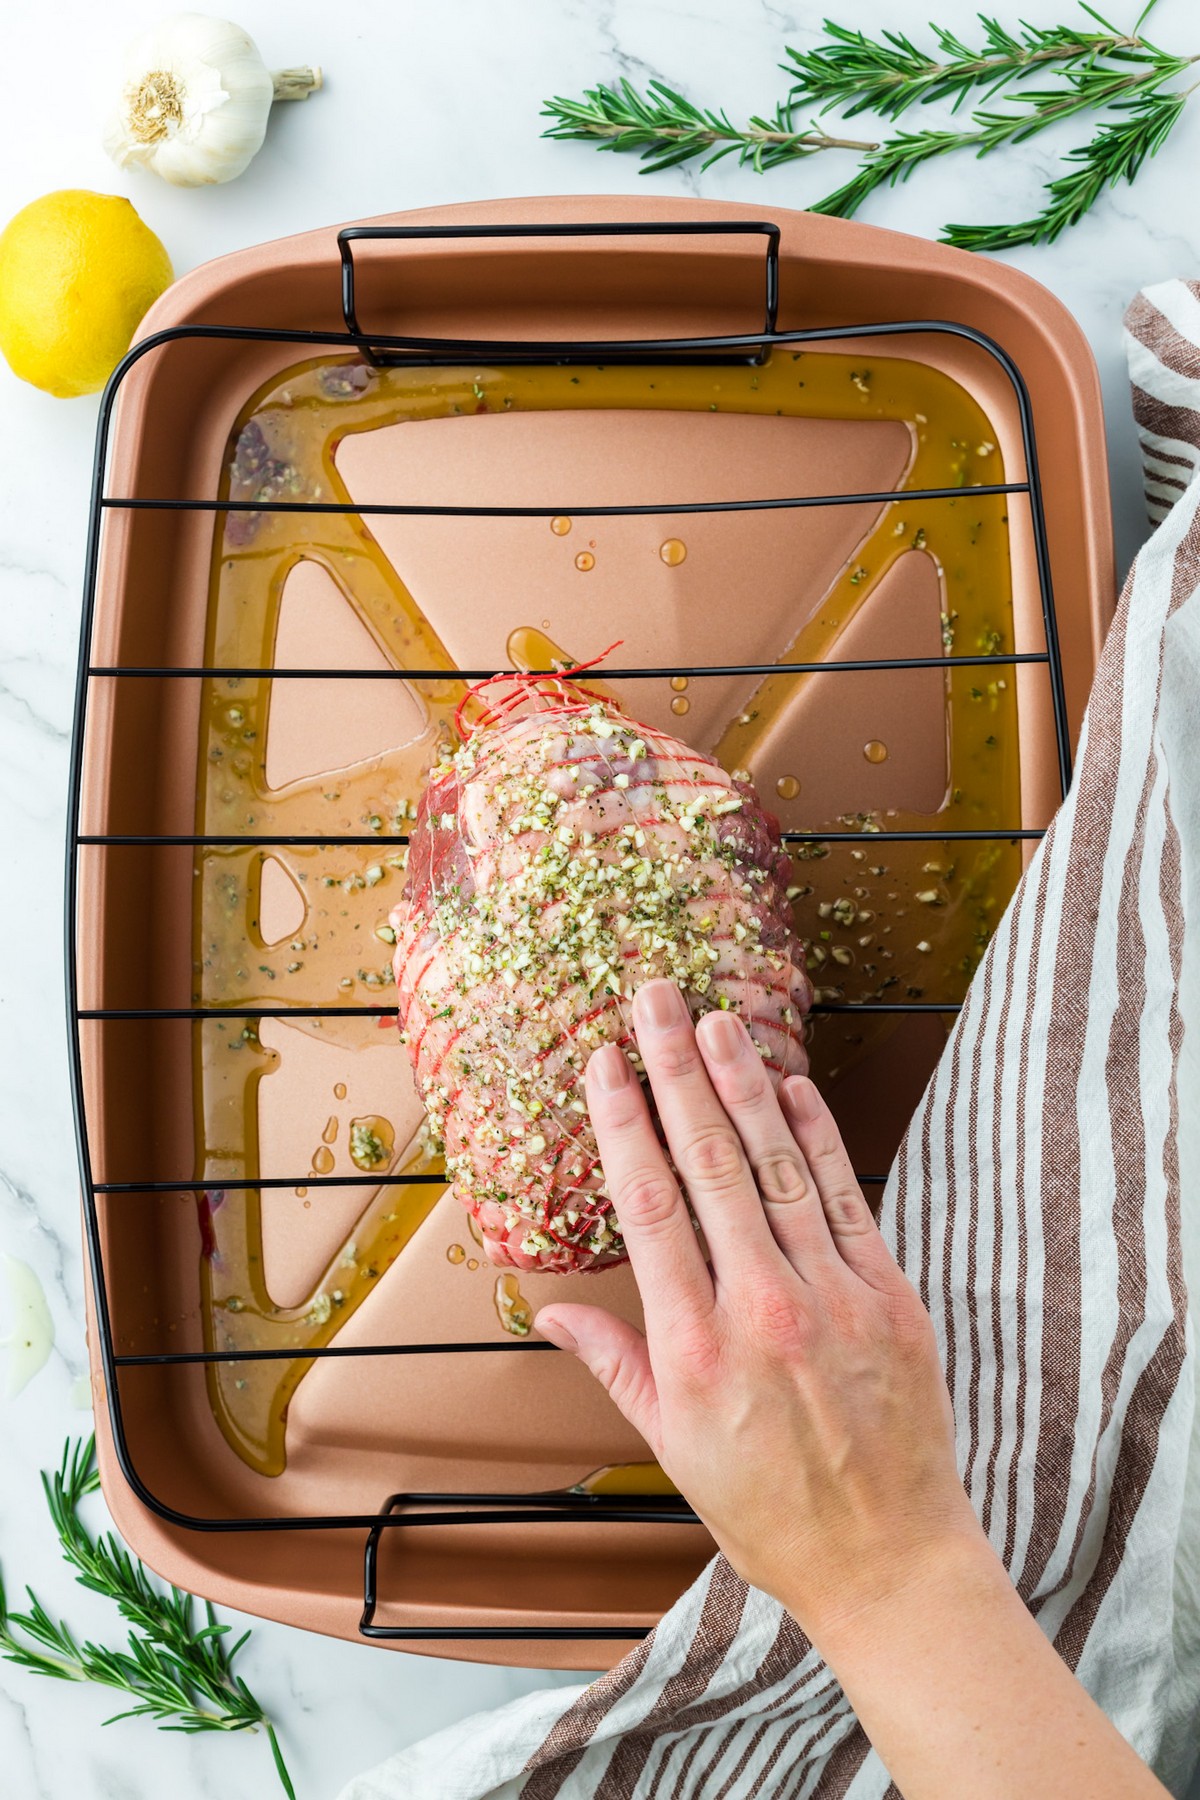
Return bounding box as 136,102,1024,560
1,1255,54,1399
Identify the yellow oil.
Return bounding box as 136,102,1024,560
504,625,617,708
493,1273,533,1336
572,1462,681,1497
193,346,1020,1474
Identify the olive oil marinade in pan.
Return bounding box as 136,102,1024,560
192,348,1019,1475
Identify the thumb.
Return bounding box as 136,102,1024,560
535,1305,661,1453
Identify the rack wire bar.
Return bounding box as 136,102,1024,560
66,215,1075,1639
80,1001,963,1020
96,1174,452,1192
92,1170,892,1193
79,829,1046,846
87,651,1053,679
116,1344,559,1365
100,482,1028,517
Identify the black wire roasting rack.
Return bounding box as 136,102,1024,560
67,219,1073,1641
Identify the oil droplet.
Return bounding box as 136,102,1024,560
494,1272,533,1337
303,1199,312,1210
467,1258,479,1271
670,675,689,692
550,515,572,536
467,1214,484,1247
447,1243,466,1265
574,551,595,572
776,774,801,800
671,695,690,715
312,1145,335,1176
506,624,571,673
294,1186,308,1198
322,1114,339,1145
659,537,687,566
863,740,889,763
333,1082,347,1101
349,1114,395,1171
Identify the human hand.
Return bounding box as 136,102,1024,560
534,979,991,1646
537,979,1173,1800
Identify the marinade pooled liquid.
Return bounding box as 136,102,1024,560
194,350,1019,1474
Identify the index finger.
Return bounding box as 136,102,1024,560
586,1043,714,1324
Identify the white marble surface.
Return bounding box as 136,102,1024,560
2,0,1198,1795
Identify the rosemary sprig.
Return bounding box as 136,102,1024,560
943,82,1190,248
781,10,1152,119
809,49,1194,221
541,2,1198,251
540,78,877,176
0,1437,294,1799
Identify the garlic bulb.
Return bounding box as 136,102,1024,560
104,13,321,187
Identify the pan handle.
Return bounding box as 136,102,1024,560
335,219,780,368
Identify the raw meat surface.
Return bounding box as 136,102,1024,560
391,683,811,1273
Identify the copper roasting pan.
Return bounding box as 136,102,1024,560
70,194,1115,1667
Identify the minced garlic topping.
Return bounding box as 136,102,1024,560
410,701,787,1259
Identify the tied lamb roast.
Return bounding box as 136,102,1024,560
390,678,812,1273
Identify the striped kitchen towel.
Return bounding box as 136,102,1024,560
340,291,1200,1800
1126,278,1200,525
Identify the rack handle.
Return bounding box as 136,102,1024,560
359,1487,696,1640
335,219,780,367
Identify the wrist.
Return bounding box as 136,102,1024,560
788,1518,1010,1667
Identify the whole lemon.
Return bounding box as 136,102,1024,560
0,191,172,398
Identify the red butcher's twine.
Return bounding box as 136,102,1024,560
454,641,625,742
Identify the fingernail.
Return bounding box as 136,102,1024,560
590,1043,631,1092
635,980,687,1031
702,1011,747,1065
536,1313,578,1353
782,1076,821,1123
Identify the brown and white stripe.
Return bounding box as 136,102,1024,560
1125,279,1200,524
341,298,1200,1800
